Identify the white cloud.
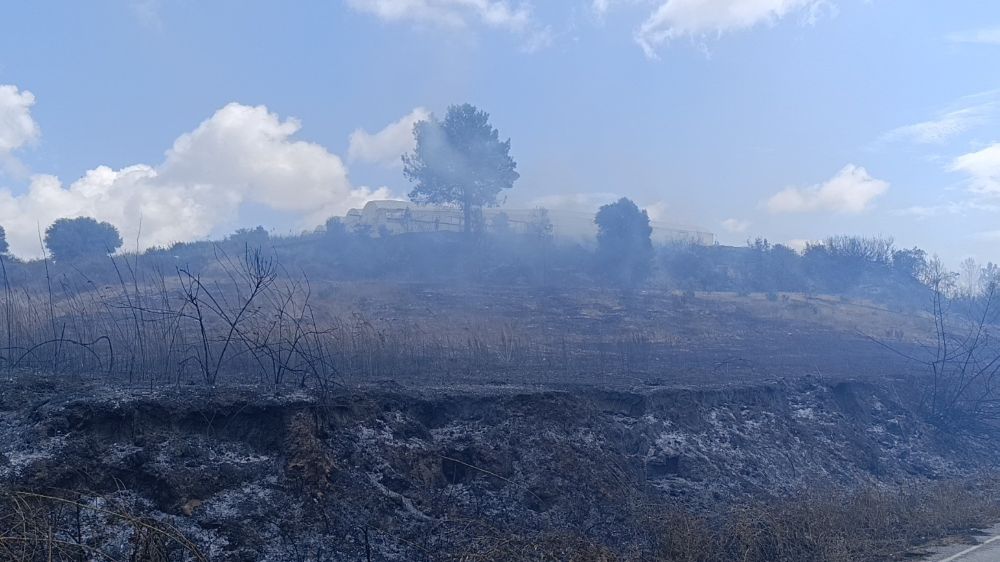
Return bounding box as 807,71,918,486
892,200,1000,219
345,0,550,50
348,107,431,168
347,0,530,29
519,26,554,52
882,107,989,145
635,0,833,57
160,103,389,220
975,230,1000,241
131,0,164,30
891,202,963,219
766,164,889,214
591,0,639,20
950,143,1000,195
879,91,1000,146
0,85,40,175
948,26,1000,45
592,0,611,17
0,102,390,258
785,238,814,252
721,218,750,233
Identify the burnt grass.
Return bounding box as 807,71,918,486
0,288,994,561
309,283,929,387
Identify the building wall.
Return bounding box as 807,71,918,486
338,201,714,245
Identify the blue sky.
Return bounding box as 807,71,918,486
1,1,1000,262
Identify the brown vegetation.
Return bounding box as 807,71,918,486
652,479,1000,562
2,480,993,561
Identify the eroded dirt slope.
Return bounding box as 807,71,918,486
0,376,991,560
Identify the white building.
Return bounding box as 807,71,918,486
336,201,714,245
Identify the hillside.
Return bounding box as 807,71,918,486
0,241,993,561
0,280,996,560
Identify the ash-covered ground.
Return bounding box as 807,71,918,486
0,373,994,561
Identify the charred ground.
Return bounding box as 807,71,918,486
1,372,996,561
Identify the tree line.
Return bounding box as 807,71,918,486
0,102,968,306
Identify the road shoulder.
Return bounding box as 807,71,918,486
912,524,1000,562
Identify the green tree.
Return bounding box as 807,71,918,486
594,198,653,286
44,217,123,262
227,226,269,247
892,247,927,280
403,104,519,234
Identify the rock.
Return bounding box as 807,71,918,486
182,498,203,516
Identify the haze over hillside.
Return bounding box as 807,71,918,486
2,2,1000,263
4,2,1000,561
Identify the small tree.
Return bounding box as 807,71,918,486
958,257,982,299
915,276,1000,430
227,226,270,248
0,225,9,256
324,217,349,240
981,262,1000,292
594,198,653,286
403,104,519,234
892,247,927,280
44,217,123,262
526,208,553,242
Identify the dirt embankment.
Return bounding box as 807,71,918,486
0,376,993,560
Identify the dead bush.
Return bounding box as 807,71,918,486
0,490,205,561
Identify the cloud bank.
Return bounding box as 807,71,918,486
766,164,889,214
0,95,392,258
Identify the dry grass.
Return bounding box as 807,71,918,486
652,478,1000,562
0,490,205,561
0,248,695,389
0,242,941,392
387,477,1000,561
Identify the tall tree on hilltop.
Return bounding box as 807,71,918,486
403,104,519,234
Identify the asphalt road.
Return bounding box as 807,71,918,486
919,526,1000,561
